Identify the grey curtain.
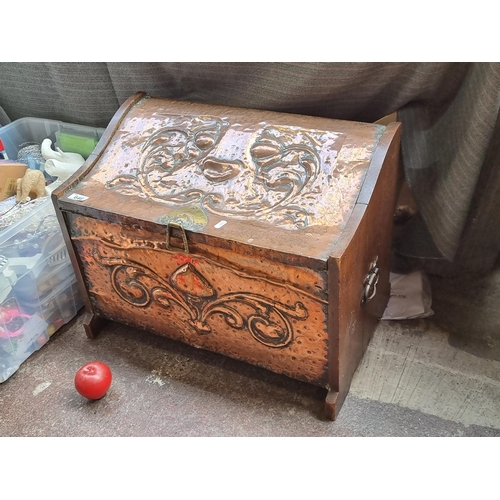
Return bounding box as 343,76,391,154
1,62,499,277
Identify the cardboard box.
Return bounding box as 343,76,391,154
0,161,28,201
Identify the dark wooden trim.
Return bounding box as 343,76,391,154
326,205,367,420
324,389,339,421
57,200,328,274
51,92,147,338
357,122,402,205
330,122,402,259
82,311,109,339
51,91,147,202
59,211,93,309
324,123,402,420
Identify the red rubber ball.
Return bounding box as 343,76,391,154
74,361,112,400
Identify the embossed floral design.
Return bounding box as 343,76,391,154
105,114,345,229
93,248,308,348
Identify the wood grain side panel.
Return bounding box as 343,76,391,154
327,122,402,418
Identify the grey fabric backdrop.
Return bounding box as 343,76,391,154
1,62,499,276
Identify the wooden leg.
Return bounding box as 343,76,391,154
324,389,340,421
82,311,107,339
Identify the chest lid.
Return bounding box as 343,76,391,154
55,93,389,261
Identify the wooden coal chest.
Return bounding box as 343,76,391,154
52,92,401,419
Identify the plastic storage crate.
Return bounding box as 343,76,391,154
0,198,84,382
0,117,105,162
0,115,103,382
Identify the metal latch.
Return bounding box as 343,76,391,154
166,223,190,253
362,257,379,304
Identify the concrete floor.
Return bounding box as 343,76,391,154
1,261,500,437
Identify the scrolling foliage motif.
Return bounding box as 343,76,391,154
105,114,342,229
93,249,307,348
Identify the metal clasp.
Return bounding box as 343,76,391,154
166,223,189,253
362,257,379,304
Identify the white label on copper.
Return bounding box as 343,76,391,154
68,193,89,201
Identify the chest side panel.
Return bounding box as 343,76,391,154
68,213,330,386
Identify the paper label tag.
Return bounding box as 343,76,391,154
67,193,89,201
5,178,18,197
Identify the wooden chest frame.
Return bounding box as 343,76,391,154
52,93,401,420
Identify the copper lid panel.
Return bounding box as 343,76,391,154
61,97,386,259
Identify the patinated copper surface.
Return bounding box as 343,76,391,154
69,213,329,385
53,93,402,419
59,96,386,261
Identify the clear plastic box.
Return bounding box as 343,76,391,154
0,116,105,163
0,199,83,382
0,297,50,382
0,116,100,382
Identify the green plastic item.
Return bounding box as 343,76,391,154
56,131,98,159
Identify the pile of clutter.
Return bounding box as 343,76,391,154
0,137,85,230
0,136,86,382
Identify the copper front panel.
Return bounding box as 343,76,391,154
69,214,329,385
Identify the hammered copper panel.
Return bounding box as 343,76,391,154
70,215,329,385
61,97,386,260
53,93,402,419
